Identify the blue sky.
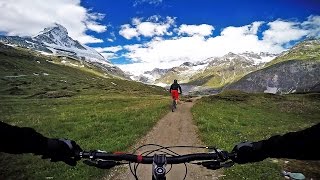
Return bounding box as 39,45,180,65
81,0,320,46
0,0,319,74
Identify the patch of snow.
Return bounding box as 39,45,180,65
4,75,27,78
252,56,277,65
43,73,49,76
264,86,278,94
26,40,36,46
193,63,208,71
143,74,156,81
5,44,18,47
40,52,53,56
111,82,117,86
154,83,169,87
69,63,79,67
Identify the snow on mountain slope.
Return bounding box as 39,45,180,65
135,52,277,86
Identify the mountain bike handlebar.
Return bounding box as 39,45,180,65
78,145,237,180
79,150,235,164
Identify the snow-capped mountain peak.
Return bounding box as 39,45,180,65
0,23,128,79
34,23,85,50
37,23,68,36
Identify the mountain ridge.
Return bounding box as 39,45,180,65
135,51,277,87
226,38,320,94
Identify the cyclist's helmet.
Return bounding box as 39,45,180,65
174,79,178,83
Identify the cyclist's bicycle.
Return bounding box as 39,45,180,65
171,100,177,112
79,144,235,180
171,93,181,112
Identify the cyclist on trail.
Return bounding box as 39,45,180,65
232,122,320,164
169,79,182,105
0,121,82,166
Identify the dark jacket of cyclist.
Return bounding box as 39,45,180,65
170,80,182,93
0,121,82,166
170,80,182,100
232,123,320,164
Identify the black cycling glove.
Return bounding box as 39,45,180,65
231,141,267,164
41,138,82,166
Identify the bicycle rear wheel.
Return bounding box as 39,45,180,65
172,100,176,112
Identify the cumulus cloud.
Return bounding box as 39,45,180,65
177,24,214,36
119,16,175,39
119,24,140,40
302,15,320,37
263,20,308,44
0,0,107,44
116,16,320,75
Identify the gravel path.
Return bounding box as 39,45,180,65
105,99,223,180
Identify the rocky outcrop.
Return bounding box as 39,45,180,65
225,60,320,94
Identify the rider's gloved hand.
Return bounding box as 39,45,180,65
231,141,267,164
41,138,82,166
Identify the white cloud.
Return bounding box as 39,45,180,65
77,36,103,44
177,24,214,36
302,15,320,37
117,16,320,74
107,32,117,42
119,16,175,39
86,22,107,33
0,0,107,44
119,24,140,40
263,20,308,44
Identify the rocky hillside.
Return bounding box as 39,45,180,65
226,60,320,94
0,23,128,79
226,39,320,94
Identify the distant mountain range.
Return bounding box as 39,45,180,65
0,23,128,78
226,39,320,94
133,52,277,88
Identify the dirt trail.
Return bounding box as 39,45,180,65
105,99,222,180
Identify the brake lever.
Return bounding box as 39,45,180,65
208,148,229,161
83,159,120,169
201,161,221,170
201,160,235,170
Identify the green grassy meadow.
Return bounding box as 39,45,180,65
0,95,170,179
0,46,171,179
192,91,320,179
